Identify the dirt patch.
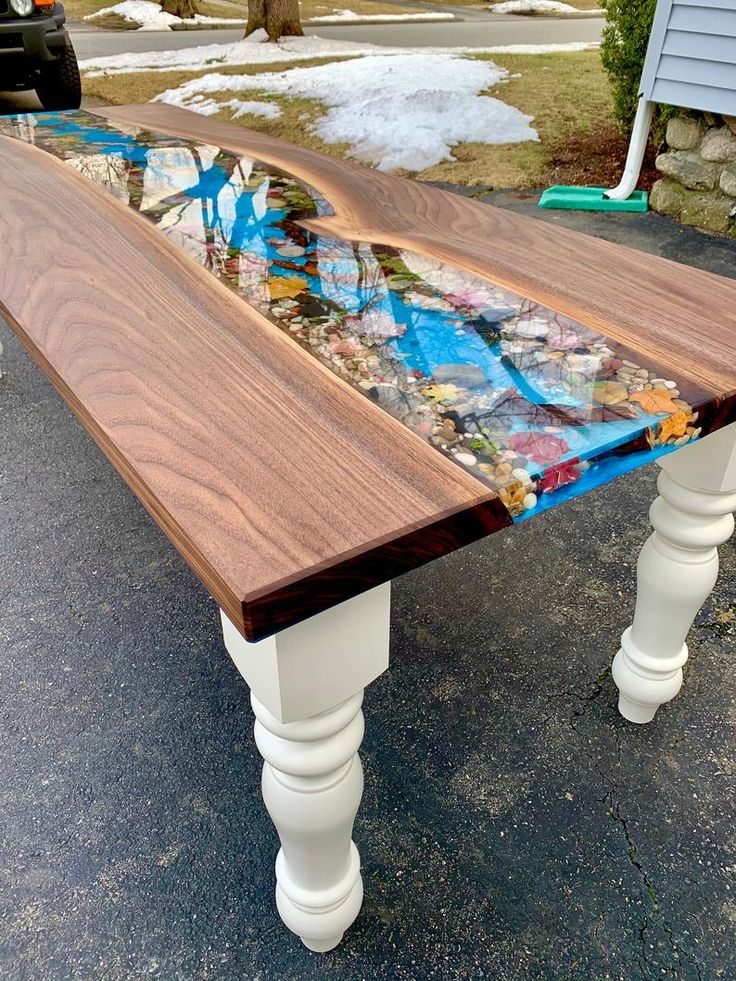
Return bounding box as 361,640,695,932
545,123,661,191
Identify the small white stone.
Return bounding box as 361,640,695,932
512,468,533,484
523,493,538,510
664,380,677,389
454,451,477,467
515,318,550,339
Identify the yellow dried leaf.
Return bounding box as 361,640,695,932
422,383,459,403
629,388,681,415
658,410,689,443
268,275,308,300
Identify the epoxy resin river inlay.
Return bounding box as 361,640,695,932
0,110,707,521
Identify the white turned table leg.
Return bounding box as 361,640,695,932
253,691,364,951
613,423,736,723
220,584,391,951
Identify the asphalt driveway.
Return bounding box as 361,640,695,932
1,196,734,980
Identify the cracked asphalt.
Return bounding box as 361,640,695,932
1,198,735,980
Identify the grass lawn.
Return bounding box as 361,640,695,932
83,50,653,191
297,0,445,16
66,0,439,28
65,0,248,26
418,50,641,189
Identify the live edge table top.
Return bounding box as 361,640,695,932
2,106,736,641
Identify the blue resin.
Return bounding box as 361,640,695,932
0,110,703,522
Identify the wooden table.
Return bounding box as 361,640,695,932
2,106,735,952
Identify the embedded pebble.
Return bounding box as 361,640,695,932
515,319,550,339
454,451,478,467
123,156,702,522
433,362,486,388
593,380,628,405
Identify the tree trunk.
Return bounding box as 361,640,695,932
160,0,199,18
245,0,303,40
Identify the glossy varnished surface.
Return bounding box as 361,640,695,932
0,124,508,640
2,107,736,639
100,104,736,399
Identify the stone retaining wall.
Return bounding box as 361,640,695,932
650,113,736,237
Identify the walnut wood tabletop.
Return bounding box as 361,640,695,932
4,107,736,955
1,107,735,643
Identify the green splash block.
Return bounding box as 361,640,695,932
538,186,649,212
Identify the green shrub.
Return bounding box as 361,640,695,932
600,0,661,135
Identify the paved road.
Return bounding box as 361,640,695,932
68,15,602,60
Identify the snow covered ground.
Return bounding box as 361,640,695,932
308,9,456,23
78,31,597,76
85,1,460,30
490,1,601,13
155,50,538,171
85,0,245,31
78,30,598,173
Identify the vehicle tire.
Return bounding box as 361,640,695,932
35,42,82,111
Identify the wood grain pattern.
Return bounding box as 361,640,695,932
0,132,511,641
7,105,736,645
99,104,736,401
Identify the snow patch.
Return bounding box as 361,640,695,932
491,0,599,12
466,41,598,53
154,52,537,172
79,31,597,77
308,9,456,22
81,32,386,75
85,0,245,31
185,96,282,119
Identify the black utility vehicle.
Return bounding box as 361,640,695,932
0,1,81,110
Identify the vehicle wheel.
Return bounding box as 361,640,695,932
35,43,82,111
